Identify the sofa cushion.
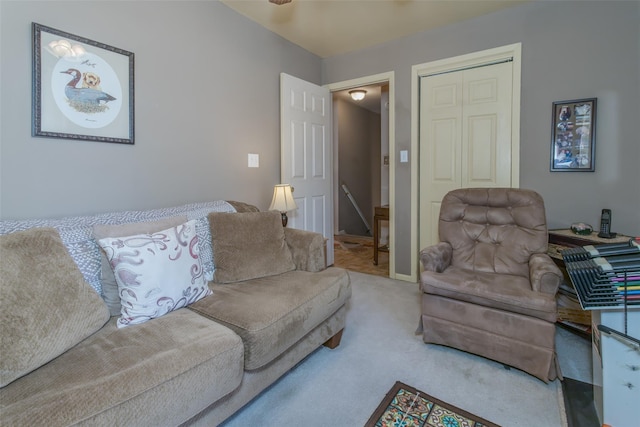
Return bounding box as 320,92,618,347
93,215,188,316
97,220,211,328
0,228,109,388
209,211,296,283
189,267,351,370
0,309,244,426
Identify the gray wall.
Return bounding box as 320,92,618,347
322,1,640,276
0,1,321,219
2,1,638,279
336,98,381,236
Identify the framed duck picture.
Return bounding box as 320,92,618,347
32,23,134,144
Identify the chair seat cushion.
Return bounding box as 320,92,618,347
189,267,351,370
421,266,556,322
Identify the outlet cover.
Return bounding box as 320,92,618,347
248,153,259,168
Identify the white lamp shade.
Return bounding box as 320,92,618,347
269,184,297,213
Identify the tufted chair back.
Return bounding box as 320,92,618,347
438,188,549,278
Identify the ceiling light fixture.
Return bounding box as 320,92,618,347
349,90,367,101
269,0,292,5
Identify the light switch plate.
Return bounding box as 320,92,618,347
400,150,409,163
248,153,259,168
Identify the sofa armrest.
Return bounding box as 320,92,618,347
420,242,452,273
529,253,563,294
284,228,326,272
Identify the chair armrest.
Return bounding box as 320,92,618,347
420,242,452,273
284,228,326,272
529,253,563,294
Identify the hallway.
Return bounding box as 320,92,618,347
332,234,389,278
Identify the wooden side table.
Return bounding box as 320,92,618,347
373,205,389,265
548,228,632,249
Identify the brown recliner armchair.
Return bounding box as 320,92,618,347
419,188,563,382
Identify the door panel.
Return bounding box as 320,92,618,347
312,195,326,235
281,73,333,265
467,115,496,183
289,197,305,230
433,118,458,182
311,125,325,178
291,121,306,179
419,71,463,249
462,62,512,188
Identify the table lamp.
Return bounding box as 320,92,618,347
269,184,297,227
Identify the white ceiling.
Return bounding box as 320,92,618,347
220,0,529,113
220,0,529,58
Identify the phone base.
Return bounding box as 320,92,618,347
597,231,617,239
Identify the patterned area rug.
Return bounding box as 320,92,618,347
365,382,500,427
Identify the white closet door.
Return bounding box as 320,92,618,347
419,61,514,250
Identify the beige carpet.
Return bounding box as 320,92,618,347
221,271,585,426
333,234,389,278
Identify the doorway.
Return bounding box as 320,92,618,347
326,72,395,278
333,84,389,278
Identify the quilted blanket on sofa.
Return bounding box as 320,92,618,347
0,201,236,295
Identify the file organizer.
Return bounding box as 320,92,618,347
561,239,640,310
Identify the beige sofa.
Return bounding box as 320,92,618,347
0,201,351,426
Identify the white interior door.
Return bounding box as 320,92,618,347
419,61,514,250
280,73,334,266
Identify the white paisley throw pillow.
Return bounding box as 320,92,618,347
97,219,211,328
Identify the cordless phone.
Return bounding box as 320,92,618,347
597,209,616,239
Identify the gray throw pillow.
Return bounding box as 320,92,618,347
0,228,109,387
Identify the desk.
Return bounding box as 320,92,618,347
553,229,640,426
373,205,389,265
